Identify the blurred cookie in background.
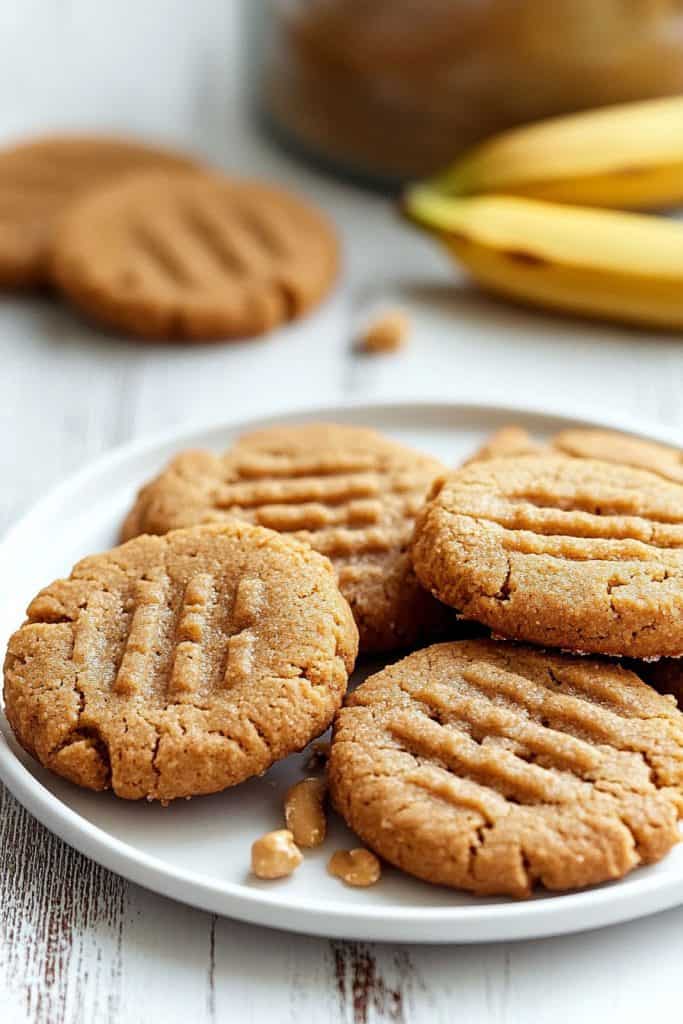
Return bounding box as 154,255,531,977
0,134,198,287
51,169,339,341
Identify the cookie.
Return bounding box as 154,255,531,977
412,454,683,658
51,170,339,340
0,135,198,287
552,428,683,485
467,424,683,483
463,425,545,465
3,522,357,802
121,423,452,653
329,639,683,897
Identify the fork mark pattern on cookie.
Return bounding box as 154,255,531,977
233,203,292,261
50,172,339,338
214,475,380,509
409,679,600,773
413,454,683,657
386,654,683,813
4,523,358,802
131,196,296,292
113,578,167,696
232,576,264,629
224,630,256,687
233,453,379,480
406,765,511,822
72,590,120,690
389,711,585,806
222,576,263,688
121,425,451,652
180,200,250,276
418,661,683,776
468,504,683,551
329,642,683,895
211,450,434,563
129,219,195,289
167,572,214,698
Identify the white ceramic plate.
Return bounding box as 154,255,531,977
2,397,683,944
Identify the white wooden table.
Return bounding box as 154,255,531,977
2,4,683,1021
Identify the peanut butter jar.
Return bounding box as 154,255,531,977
254,0,683,186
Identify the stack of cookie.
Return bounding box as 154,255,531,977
0,134,338,340
334,425,683,896
5,422,683,900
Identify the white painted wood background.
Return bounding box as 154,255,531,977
1,3,683,1021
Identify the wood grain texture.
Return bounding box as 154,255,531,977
0,788,125,1023
2,2,683,1023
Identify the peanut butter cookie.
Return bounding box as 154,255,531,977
412,454,683,658
3,522,357,802
553,428,683,484
329,639,683,897
0,135,197,287
467,424,683,483
463,425,545,465
51,170,339,340
122,423,453,653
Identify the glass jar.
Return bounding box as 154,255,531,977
256,0,683,186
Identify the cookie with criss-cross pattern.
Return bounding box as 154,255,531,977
467,424,683,484
51,169,339,340
329,640,683,897
552,428,683,484
3,522,357,803
0,135,198,287
121,423,454,653
412,453,683,658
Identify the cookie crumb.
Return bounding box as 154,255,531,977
328,848,381,887
358,309,409,354
285,777,327,847
251,829,303,879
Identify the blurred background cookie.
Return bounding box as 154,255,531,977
0,134,198,287
51,169,339,340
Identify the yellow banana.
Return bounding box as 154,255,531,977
433,96,683,211
403,188,683,329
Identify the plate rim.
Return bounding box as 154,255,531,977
3,393,683,943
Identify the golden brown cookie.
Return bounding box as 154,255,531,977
0,135,198,287
329,639,683,897
412,454,683,659
121,423,452,653
552,428,683,484
463,425,545,465
3,522,357,802
467,424,683,483
51,169,339,340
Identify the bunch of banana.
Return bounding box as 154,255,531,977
403,96,683,329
